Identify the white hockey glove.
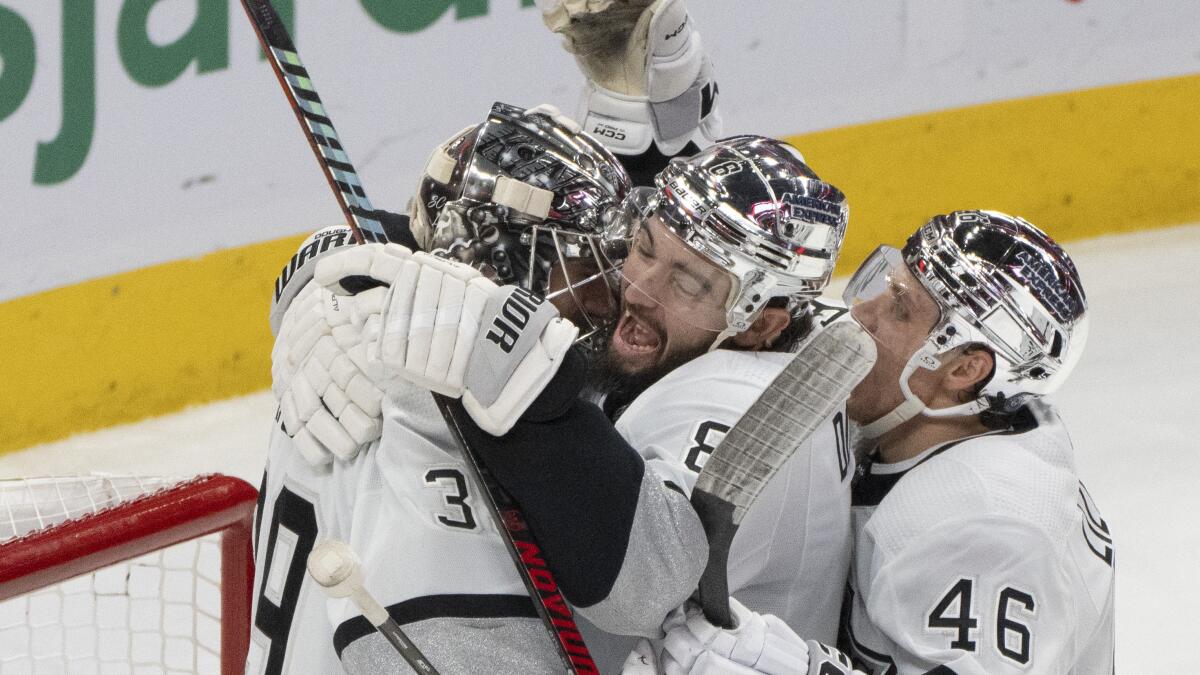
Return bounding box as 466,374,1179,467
622,599,864,675
269,224,365,336
373,252,579,436
538,0,721,155
272,247,402,466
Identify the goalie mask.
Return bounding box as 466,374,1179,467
843,210,1089,437
409,102,632,342
604,135,849,346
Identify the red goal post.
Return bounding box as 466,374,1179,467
0,474,258,674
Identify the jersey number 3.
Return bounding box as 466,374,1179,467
424,468,477,530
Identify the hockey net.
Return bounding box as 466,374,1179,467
0,474,258,674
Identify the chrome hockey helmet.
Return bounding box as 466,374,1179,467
409,101,633,339
845,210,1089,436
606,135,849,343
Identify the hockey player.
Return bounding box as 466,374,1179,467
633,211,1114,675
250,103,636,674
252,0,730,670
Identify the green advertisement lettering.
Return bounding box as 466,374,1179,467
34,0,94,186
360,0,488,34
0,5,36,122
21,0,534,186
118,0,229,86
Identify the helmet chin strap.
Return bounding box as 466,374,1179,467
858,359,927,438
708,327,736,352
857,347,990,439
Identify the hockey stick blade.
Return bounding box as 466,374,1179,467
239,2,596,671
691,321,877,628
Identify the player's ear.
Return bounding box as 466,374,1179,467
729,306,791,350
945,346,994,400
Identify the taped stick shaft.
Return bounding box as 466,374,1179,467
238,0,385,245
693,322,876,627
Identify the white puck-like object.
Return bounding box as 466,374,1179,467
307,540,361,593
307,540,390,626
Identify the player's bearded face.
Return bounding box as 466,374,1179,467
606,216,732,376
846,264,943,426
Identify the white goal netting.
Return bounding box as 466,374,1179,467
0,475,255,675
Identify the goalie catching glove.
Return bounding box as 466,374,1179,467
368,251,579,437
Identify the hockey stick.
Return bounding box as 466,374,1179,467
690,321,876,628
308,540,441,675
239,0,386,245
238,2,596,672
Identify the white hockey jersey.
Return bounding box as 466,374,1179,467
247,382,564,674
608,347,855,644
842,404,1116,674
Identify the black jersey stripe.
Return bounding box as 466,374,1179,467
851,469,905,508
332,593,539,657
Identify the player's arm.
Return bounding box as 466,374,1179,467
459,358,783,637
455,362,710,638
856,516,1077,674
539,0,721,185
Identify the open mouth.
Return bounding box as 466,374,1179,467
612,310,664,358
